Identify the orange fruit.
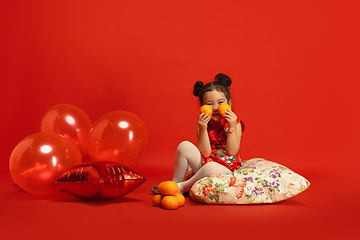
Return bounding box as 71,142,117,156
174,193,185,207
200,105,213,116
218,103,231,116
153,195,163,207
159,181,179,195
161,196,180,210
157,182,164,195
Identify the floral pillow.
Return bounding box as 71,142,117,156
189,158,310,204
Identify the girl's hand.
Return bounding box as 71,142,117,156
223,110,238,130
198,113,211,130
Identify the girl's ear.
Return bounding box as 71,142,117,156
228,99,232,106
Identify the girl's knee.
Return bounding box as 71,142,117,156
202,162,218,172
202,162,231,175
177,141,196,153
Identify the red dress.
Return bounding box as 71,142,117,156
201,118,245,172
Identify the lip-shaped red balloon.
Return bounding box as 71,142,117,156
55,161,146,201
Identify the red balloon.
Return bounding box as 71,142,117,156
87,111,147,171
40,104,92,159
55,161,146,201
9,132,83,195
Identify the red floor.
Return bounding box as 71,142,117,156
1,153,358,240
1,1,359,239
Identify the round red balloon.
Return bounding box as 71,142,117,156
40,104,92,159
87,111,148,170
9,132,83,195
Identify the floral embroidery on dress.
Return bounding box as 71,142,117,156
201,118,242,171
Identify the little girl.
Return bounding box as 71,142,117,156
151,73,244,194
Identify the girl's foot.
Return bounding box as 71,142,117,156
150,186,158,194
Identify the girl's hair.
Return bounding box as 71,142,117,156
193,73,232,105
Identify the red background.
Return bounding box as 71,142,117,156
1,1,359,239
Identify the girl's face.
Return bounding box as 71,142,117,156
202,90,231,121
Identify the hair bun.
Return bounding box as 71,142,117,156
193,81,204,97
215,73,232,87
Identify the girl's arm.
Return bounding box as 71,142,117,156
224,110,242,156
197,113,212,157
